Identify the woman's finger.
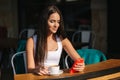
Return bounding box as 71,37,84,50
73,63,85,71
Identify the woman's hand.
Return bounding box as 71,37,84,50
34,66,49,75
73,62,85,72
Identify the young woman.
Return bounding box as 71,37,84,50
26,5,85,75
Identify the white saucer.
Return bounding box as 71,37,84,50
49,70,63,76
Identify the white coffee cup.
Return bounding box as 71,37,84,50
49,65,60,74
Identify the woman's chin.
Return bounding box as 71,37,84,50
52,31,57,33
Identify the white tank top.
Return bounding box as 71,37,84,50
33,35,63,67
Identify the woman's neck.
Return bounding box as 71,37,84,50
47,34,55,40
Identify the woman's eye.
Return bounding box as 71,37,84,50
50,20,54,23
49,20,60,24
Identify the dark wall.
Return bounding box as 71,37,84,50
107,0,120,54
17,0,91,41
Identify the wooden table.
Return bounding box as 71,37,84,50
88,72,120,80
14,59,120,80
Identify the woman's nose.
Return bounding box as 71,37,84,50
54,22,59,27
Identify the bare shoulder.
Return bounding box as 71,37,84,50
26,37,34,52
61,38,71,46
58,36,72,47
26,37,34,46
27,37,34,43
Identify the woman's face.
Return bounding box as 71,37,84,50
47,12,60,34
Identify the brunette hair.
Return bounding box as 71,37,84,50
35,5,67,65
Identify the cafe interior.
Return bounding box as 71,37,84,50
0,0,120,80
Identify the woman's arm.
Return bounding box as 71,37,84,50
62,38,81,61
26,38,35,73
26,37,49,75
62,38,85,72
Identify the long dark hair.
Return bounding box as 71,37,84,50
35,5,67,65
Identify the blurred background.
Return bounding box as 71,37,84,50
1,0,120,55
0,0,120,79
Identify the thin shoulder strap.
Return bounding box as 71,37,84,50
33,35,37,55
56,35,61,42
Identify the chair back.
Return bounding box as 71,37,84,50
72,30,96,49
11,51,27,75
19,28,35,39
